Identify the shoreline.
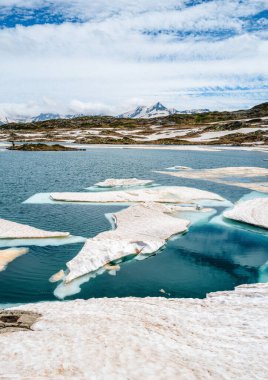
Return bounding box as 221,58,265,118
1,141,268,153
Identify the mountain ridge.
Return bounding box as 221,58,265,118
1,101,267,125
0,102,210,123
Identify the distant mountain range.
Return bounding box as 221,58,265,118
0,103,210,124
0,113,82,124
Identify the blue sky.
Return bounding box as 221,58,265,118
0,0,267,118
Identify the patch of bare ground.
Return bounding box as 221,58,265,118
0,311,41,334
205,130,268,145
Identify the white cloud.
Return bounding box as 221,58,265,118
0,0,267,117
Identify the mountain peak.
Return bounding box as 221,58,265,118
149,102,167,111
118,102,175,119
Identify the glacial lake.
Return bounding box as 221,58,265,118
0,147,268,305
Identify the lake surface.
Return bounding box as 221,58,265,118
0,147,268,305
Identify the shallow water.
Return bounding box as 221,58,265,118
0,147,268,304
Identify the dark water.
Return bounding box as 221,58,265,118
0,147,268,304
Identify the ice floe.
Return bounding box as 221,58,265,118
166,166,192,171
216,181,268,194
0,218,85,248
157,166,268,193
49,270,65,283
54,202,190,298
24,192,131,206
50,186,226,205
0,248,28,271
94,178,153,188
0,218,69,239
156,166,268,180
223,198,268,230
0,235,85,249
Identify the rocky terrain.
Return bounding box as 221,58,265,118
8,143,84,151
0,102,268,147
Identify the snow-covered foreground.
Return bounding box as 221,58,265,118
1,283,267,379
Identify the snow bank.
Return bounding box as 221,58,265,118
1,283,267,379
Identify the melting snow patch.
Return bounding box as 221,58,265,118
0,248,29,271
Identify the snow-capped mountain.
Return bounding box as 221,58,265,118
118,102,177,119
178,108,210,114
31,113,62,122
118,102,210,119
0,113,83,124
0,103,211,124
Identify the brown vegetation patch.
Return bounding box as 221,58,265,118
0,310,41,334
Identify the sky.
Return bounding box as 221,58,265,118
0,0,267,119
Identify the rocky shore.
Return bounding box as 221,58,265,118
8,143,85,151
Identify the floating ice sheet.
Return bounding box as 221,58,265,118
53,202,191,299
85,183,159,192
157,167,268,194
0,217,85,247
24,192,132,207
157,166,268,179
0,217,69,239
50,186,227,205
0,248,28,271
166,166,192,171
223,197,268,230
0,235,86,248
94,178,154,188
216,191,268,232
54,268,105,299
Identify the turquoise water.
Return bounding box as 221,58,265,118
0,147,268,304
